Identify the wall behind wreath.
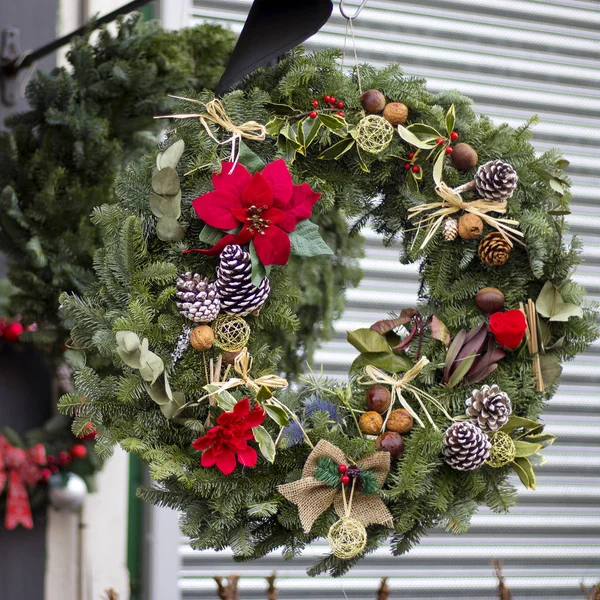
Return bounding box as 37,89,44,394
151,1,600,599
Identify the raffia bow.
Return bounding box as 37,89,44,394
359,357,452,429
0,434,46,530
408,182,524,250
277,440,393,533
156,97,267,170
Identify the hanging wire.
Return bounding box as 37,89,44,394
339,0,369,20
339,1,368,94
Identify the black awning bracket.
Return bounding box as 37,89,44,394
1,27,22,106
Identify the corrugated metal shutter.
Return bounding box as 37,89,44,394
176,1,600,598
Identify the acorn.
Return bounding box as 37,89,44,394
450,143,478,171
360,89,386,113
458,214,484,240
359,411,384,435
189,325,215,351
475,287,505,314
376,432,405,459
382,102,408,125
386,409,413,434
366,385,392,413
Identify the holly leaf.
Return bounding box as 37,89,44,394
397,125,436,149
303,117,322,148
203,385,236,411
318,137,355,160
501,415,543,434
265,102,298,116
265,117,285,136
318,114,346,130
199,224,225,245
513,440,542,458
511,457,536,490
157,139,185,170
407,123,441,140
289,219,333,257
253,425,276,463
265,405,290,427
152,167,180,196
347,328,390,353
445,104,456,136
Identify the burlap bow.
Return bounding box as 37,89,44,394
408,182,524,250
0,434,46,530
157,97,267,170
277,440,393,533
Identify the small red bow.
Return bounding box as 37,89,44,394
0,434,46,530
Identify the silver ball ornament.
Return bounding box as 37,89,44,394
49,473,88,511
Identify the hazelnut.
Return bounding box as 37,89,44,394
382,102,408,125
376,432,405,459
359,411,383,435
450,143,478,171
458,214,484,240
386,409,413,434
189,325,215,351
365,385,391,413
360,89,386,113
475,287,505,314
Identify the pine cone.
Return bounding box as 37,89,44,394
478,232,511,266
466,384,512,432
442,217,458,241
443,422,491,471
175,273,220,323
216,245,270,316
474,160,518,202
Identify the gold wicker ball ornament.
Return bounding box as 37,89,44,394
486,431,517,468
327,517,367,559
356,115,394,154
212,314,251,352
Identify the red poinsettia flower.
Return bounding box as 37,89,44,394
489,309,527,350
187,159,320,266
192,397,266,475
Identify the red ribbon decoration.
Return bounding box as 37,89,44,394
0,434,46,530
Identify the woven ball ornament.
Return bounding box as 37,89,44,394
486,431,517,468
355,115,394,154
212,314,251,352
327,517,368,559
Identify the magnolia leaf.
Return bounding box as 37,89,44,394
351,351,412,374
549,178,565,196
445,104,456,136
318,137,355,160
303,117,322,148
159,392,187,419
265,405,290,427
513,440,542,458
511,457,536,490
555,158,570,169
253,425,276,463
318,114,346,130
289,219,333,257
370,309,417,334
199,224,225,245
238,141,265,173
156,216,185,242
397,125,436,149
501,415,542,434
430,315,451,346
152,167,180,196
548,208,571,216
149,192,181,219
347,328,390,354
157,139,185,170
433,149,446,185
539,353,563,387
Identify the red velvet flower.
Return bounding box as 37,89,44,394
489,310,527,350
192,397,266,475
188,159,320,266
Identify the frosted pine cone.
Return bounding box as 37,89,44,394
216,245,270,316
175,273,220,323
466,384,512,432
443,422,491,471
442,217,458,241
474,160,518,202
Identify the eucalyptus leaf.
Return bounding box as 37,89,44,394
289,219,333,257
549,302,582,322
536,281,558,318
157,139,185,170
549,178,565,195
555,158,570,169
548,208,571,216
397,125,436,149
156,216,185,242
149,192,181,219
533,168,554,181
116,330,140,353
253,425,276,463
152,167,180,196
347,328,390,353
539,354,563,387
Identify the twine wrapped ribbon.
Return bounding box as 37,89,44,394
359,357,452,429
0,434,46,530
156,97,267,170
277,440,393,533
408,182,524,250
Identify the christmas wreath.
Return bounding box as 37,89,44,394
59,49,597,575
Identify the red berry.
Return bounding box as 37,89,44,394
50,465,59,474
336,101,344,109
338,464,348,474
311,99,319,107
412,165,420,173
323,95,331,102
47,455,55,466
330,97,336,104
70,444,88,460
436,137,445,145
337,111,345,117
404,163,411,170
445,147,453,154
408,152,415,159
309,111,318,119
341,475,350,485
450,131,459,141
2,322,24,343
58,451,71,465
42,468,52,481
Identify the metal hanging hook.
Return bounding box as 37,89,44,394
339,0,368,20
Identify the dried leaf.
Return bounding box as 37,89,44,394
370,308,417,334
429,315,450,346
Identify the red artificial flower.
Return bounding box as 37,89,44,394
489,310,527,350
188,159,320,266
192,397,266,475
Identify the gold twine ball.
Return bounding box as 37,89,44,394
486,431,516,468
356,115,394,154
327,517,367,560
212,314,251,352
